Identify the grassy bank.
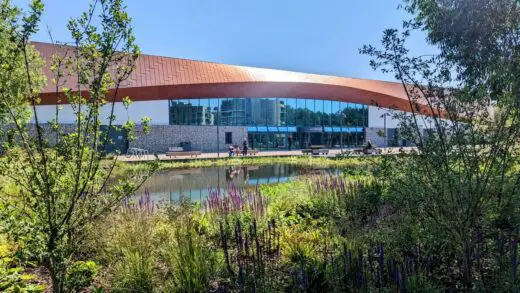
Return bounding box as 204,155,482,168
115,155,379,175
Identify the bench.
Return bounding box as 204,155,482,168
347,148,382,155
312,149,329,155
233,149,259,156
126,147,149,158
166,151,202,158
302,149,329,155
301,149,313,155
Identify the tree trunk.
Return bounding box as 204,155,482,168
463,239,473,290
49,263,65,293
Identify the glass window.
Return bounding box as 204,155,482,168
220,98,231,126
323,100,332,126
168,100,177,125
225,98,243,126
209,98,219,126
264,98,279,126
286,98,296,126
305,99,316,126
249,98,267,126
295,98,306,126
278,98,286,126
190,99,200,125
342,102,351,127
315,99,324,126
331,101,341,126
198,98,211,126
169,99,192,125
187,99,195,125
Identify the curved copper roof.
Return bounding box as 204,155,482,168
34,42,425,114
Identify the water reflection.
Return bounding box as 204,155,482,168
137,164,337,202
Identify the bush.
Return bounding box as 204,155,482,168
161,203,220,292
65,261,98,292
111,251,155,293
96,200,161,292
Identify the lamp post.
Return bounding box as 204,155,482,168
381,113,390,147
340,112,346,153
216,99,220,157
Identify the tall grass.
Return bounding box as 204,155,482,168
87,175,519,292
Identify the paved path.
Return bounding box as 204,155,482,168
117,147,417,162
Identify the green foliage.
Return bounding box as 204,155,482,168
65,261,98,292
360,0,520,289
100,206,159,292
0,0,45,142
0,236,46,292
161,203,220,292
0,1,157,292
0,269,46,293
112,250,155,293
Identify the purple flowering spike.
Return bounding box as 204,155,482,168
401,263,406,293
379,245,384,286
512,227,518,282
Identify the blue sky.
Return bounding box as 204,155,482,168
15,0,436,82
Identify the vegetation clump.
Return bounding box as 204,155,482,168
1,0,520,292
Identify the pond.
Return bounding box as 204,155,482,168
137,164,341,202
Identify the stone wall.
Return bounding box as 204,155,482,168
3,124,247,154
131,125,248,153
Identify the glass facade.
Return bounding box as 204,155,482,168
169,97,368,150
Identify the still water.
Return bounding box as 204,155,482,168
137,164,339,202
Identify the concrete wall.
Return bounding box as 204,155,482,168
33,100,170,125
368,106,432,129
130,125,247,153
365,127,387,147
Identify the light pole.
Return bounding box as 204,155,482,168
340,112,346,153
381,113,390,147
216,98,220,157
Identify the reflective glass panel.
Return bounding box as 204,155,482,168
323,100,332,126
295,98,306,126
286,98,296,126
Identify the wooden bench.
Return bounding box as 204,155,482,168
301,149,313,155
312,149,329,155
345,148,381,156
234,149,259,156
302,149,329,155
165,151,202,158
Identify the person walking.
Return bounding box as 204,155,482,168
242,138,248,156
288,136,292,151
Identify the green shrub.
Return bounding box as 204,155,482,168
163,219,220,292
111,250,155,293
65,261,98,292
96,207,161,292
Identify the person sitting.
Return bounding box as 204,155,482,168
363,140,374,154
228,145,234,157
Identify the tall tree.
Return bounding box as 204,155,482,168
361,0,520,290
0,1,156,292
0,0,45,142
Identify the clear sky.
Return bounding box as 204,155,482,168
15,0,436,82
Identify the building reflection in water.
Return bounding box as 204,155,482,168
136,164,334,202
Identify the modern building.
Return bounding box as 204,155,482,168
33,42,433,153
